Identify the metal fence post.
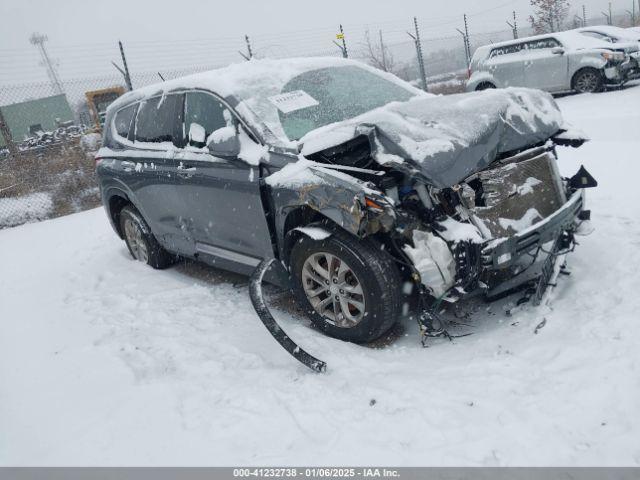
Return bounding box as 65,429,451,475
507,11,518,39
119,41,133,91
333,24,348,58
409,17,428,91
463,14,471,65
0,106,18,156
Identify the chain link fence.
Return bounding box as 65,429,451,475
2,7,637,229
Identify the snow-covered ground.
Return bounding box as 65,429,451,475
0,192,52,229
1,84,640,466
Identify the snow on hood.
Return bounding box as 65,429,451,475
299,87,564,188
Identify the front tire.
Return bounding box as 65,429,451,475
573,68,604,93
289,229,402,343
120,205,174,269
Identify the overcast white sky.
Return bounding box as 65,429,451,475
0,0,626,86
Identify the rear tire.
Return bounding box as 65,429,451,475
289,229,402,343
572,68,604,93
120,205,174,269
476,82,496,91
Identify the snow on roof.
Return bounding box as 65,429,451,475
107,57,423,148
578,25,640,41
472,28,623,53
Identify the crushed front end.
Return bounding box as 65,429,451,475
384,141,596,339
267,87,596,342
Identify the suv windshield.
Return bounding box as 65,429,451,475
247,66,416,142
277,66,415,140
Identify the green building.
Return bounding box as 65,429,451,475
0,94,74,147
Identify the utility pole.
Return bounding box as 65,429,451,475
407,17,427,91
506,10,518,39
29,32,64,96
0,106,18,156
333,25,348,58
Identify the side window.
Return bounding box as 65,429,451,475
489,43,523,58
525,38,561,50
134,94,184,146
113,104,137,139
582,31,612,42
184,91,229,141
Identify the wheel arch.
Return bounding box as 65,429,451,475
281,205,345,265
571,66,604,91
105,188,132,239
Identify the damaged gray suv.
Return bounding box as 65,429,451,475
97,58,595,344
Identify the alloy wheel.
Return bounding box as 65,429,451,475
301,252,366,328
123,218,149,263
576,71,599,93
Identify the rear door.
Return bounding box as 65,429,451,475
174,90,273,265
484,43,525,87
128,93,195,255
521,37,568,92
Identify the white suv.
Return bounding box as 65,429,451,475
466,30,636,93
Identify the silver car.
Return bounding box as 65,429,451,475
466,30,635,94
577,25,640,78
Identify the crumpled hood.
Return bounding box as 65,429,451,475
299,88,565,188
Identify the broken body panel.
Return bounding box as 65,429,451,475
263,89,593,307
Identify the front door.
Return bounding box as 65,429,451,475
175,91,273,263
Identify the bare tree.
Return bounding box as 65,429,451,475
528,0,571,33
363,29,396,73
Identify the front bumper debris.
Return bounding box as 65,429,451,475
481,190,584,270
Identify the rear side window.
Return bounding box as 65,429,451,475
135,94,184,145
184,92,228,138
524,38,561,50
113,104,137,139
489,43,523,58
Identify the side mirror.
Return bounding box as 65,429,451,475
207,125,240,157
551,46,565,55
188,122,206,147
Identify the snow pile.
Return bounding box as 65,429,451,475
265,157,329,188
0,192,53,229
